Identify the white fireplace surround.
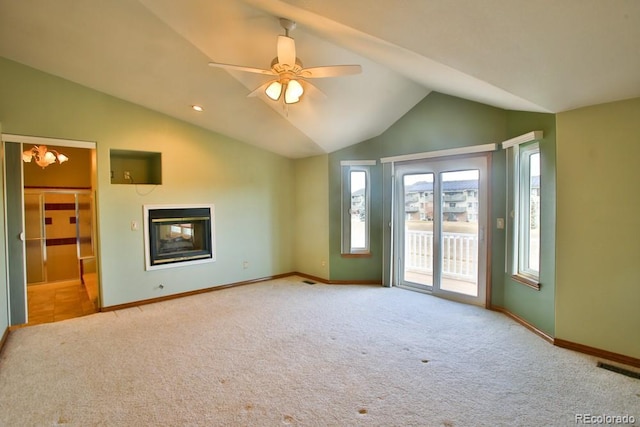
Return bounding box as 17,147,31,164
143,204,215,271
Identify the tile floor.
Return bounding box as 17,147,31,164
27,280,98,325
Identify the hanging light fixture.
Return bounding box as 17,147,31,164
22,145,69,169
265,80,283,101
208,17,362,110
283,79,303,104
265,78,304,105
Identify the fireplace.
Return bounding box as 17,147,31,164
143,204,215,270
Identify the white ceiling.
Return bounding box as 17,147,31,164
1,0,639,158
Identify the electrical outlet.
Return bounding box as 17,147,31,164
242,261,249,269
321,260,326,267
497,218,505,229
130,220,138,231
124,171,131,180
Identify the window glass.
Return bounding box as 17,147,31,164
516,144,540,280
341,165,371,254
350,170,367,250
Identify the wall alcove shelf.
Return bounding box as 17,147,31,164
110,149,162,185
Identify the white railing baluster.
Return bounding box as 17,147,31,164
404,230,477,282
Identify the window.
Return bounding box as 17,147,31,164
514,143,540,285
501,131,543,289
341,161,374,255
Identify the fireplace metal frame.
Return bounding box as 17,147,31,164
143,204,215,271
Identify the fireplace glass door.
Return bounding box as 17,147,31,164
145,205,215,270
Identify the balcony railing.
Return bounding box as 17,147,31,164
443,194,466,202
405,230,478,282
442,206,468,213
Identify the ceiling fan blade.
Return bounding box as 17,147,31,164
301,80,327,100
208,62,275,76
277,35,296,67
300,65,362,79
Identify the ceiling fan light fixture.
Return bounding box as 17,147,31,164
265,81,283,101
209,16,361,107
284,79,304,104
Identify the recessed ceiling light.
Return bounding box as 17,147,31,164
192,105,204,112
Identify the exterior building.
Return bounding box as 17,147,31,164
405,176,539,224
405,179,479,222
351,188,366,221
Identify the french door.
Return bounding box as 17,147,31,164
394,155,488,306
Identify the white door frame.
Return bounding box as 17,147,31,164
392,153,490,307
1,134,97,324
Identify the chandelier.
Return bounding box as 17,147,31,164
22,145,69,169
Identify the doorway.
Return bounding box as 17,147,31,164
4,136,99,325
24,189,98,323
394,155,488,306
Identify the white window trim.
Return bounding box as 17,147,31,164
340,160,376,166
515,143,540,281
381,143,497,164
341,162,374,255
502,131,543,289
501,131,543,150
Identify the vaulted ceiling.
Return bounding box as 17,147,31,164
1,0,638,158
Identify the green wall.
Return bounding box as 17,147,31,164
328,92,508,282
327,93,559,340
0,57,294,308
377,92,508,159
293,155,330,280
2,54,636,361
498,111,557,336
556,98,640,359
328,139,384,281
0,123,9,336
329,92,507,282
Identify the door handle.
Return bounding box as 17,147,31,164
18,231,25,241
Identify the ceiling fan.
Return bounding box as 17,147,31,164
208,18,362,107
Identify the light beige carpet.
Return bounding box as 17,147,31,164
0,276,638,426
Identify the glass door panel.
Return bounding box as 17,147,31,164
402,173,435,288
44,192,79,282
395,156,488,306
440,170,479,297
24,192,45,284
77,193,94,258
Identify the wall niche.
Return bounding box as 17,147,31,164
109,149,161,185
